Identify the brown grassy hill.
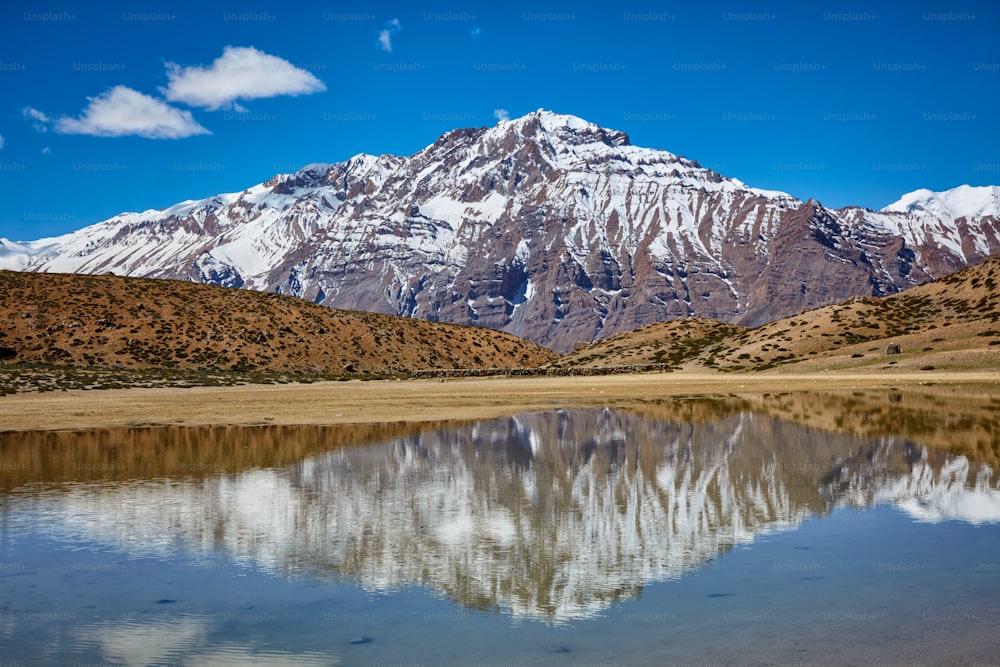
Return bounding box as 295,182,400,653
0,271,557,381
553,254,1000,373
547,318,747,370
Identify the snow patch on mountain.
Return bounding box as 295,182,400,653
0,239,43,270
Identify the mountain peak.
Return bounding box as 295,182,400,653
882,184,1000,219
498,109,631,148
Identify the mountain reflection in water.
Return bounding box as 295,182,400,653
3,407,998,622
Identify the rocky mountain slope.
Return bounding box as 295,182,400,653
0,271,556,379
553,253,1000,372
3,110,999,352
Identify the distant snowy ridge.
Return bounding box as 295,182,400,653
5,110,1000,350
0,238,61,271
882,184,1000,219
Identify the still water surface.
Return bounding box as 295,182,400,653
2,403,999,665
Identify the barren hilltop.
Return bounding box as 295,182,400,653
0,270,555,391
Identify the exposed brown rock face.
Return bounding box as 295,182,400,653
7,111,999,352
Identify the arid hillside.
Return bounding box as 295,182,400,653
3,254,999,393
552,254,1000,373
0,271,557,380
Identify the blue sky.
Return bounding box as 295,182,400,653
1,1,998,240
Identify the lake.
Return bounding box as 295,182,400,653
2,394,999,665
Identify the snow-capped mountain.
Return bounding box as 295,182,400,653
4,110,999,351
883,184,1000,219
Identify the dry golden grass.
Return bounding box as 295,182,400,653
0,271,557,378
548,318,746,369
3,373,998,469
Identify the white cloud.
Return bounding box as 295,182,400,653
377,29,392,52
55,86,210,139
162,46,326,110
494,108,510,122
378,18,401,52
22,107,50,133
22,107,49,123
42,146,51,154
0,134,4,149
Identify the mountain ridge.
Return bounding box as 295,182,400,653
3,110,999,352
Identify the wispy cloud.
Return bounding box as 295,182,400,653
377,29,392,52
22,107,50,133
378,18,401,52
55,86,210,139
494,108,510,122
162,46,326,110
22,107,49,122
0,134,4,150
469,26,483,41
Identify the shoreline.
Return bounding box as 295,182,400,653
2,370,998,432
